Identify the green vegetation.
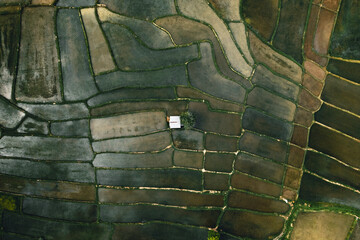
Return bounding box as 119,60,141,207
208,231,220,240
180,111,195,129
0,194,17,211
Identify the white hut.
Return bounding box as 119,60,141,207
168,116,181,129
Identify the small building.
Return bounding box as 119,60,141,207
168,116,181,129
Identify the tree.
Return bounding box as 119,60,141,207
180,111,195,129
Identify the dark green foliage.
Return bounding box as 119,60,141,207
180,111,196,129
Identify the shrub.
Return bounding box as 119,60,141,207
208,231,220,240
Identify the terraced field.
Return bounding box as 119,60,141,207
0,0,359,239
